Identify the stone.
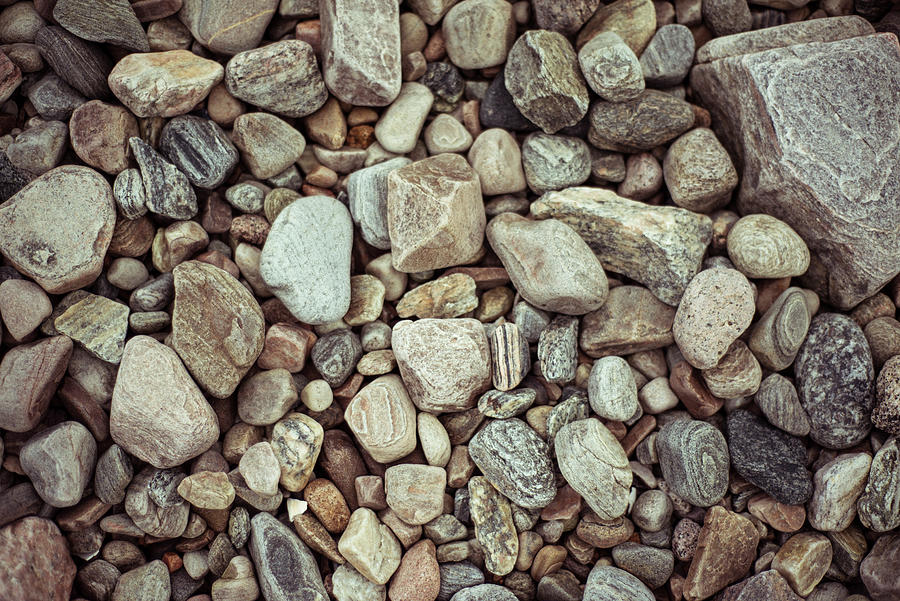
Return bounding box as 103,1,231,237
130,137,198,220
110,336,219,469
345,374,417,463
450,584,517,601
860,533,900,601
94,444,134,505
112,169,147,219
859,437,900,532
20,421,95,508
577,32,644,102
771,532,832,597
808,452,871,532
0,517,76,601
732,570,802,601
270,412,323,492
505,30,589,134
588,356,638,421
443,0,515,69
873,355,900,434
487,213,607,315
348,157,411,250
345,275,386,327
159,115,238,190
389,539,440,601
612,542,675,589
26,74,84,121
311,329,362,387
580,286,675,357
726,410,812,505
640,24,694,87
260,196,351,325
747,287,811,372
424,114,473,154
747,494,806,533
532,187,712,306
385,464,446,525
588,90,694,152
124,467,189,538
726,214,810,278
320,0,401,106
755,373,810,437
232,112,306,179
178,0,277,55
489,322,529,391
702,0,752,36
468,418,556,509
152,220,208,272
238,442,280,497
0,279,50,341
6,118,67,176
177,471,235,510
107,257,150,291
225,40,326,118
468,476,518,576
691,33,900,309
112,560,170,601
795,313,875,449
536,316,578,385
34,26,112,98
392,318,491,412
396,273,478,319
211,555,259,601
387,154,484,273
577,0,657,55
683,506,759,601
555,418,631,520
249,512,327,601
700,339,761,399
631,489,672,533
0,165,114,294
54,293,129,364
53,0,147,51
0,335,72,432
467,128,527,195
673,268,755,369
375,82,434,154
663,128,738,213
67,101,136,175
237,369,297,426
332,564,386,601
477,389,536,419
656,419,729,507
339,508,402,585
521,133,592,194
583,565,653,601
304,478,350,534
866,317,900,370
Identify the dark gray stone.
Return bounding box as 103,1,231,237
656,418,729,507
208,533,237,578
26,73,86,121
860,533,900,601
421,61,464,107
702,0,752,36
0,151,28,203
94,443,133,505
147,468,186,508
34,26,112,99
129,273,174,313
129,137,198,220
537,316,578,385
53,0,149,52
310,329,362,387
536,571,584,601
170,570,203,601
159,116,239,190
76,559,120,601
639,24,695,87
480,70,537,132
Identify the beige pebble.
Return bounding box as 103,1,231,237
0,278,52,341
467,128,527,195
301,379,333,412
106,257,150,291
385,464,447,525
345,374,417,463
418,412,452,467
727,214,811,279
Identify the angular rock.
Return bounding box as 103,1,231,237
35,26,112,98
232,112,306,179
860,533,900,601
110,335,220,469
589,90,694,153
347,157,411,250
533,187,711,305
521,133,592,195
396,273,478,319
640,24,695,87
53,0,148,52
577,32,644,102
179,0,277,55
691,32,900,309
260,196,352,325
177,471,235,510
795,313,875,449
54,293,129,364
683,506,759,601
0,517,76,601
130,137,198,220
385,464,446,525
490,322,530,391
467,128,527,196
332,564,385,601
468,476,519,576
754,373,810,437
580,285,675,356
338,508,402,585
443,0,516,70
159,115,239,189
345,374,417,463
69,100,139,175
94,444,133,505
20,421,96,508
857,437,900,532
807,452,871,532
771,532,832,597
657,418,730,507
390,539,440,601
249,512,327,601
0,166,115,294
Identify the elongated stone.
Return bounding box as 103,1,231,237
53,0,148,52
858,437,900,532
808,452,871,532
589,90,694,152
54,293,129,364
747,287,811,372
396,273,478,319
584,565,654,601
588,356,638,421
537,316,578,384
130,137,198,220
657,419,729,507
171,261,265,398
469,476,518,576
0,335,72,432
580,286,675,357
320,0,401,106
490,323,530,391
345,374,417,463
532,187,712,306
249,512,327,601
555,418,631,520
347,157,411,250
113,169,147,219
159,115,238,189
468,418,556,509
35,26,111,98
478,389,536,419
94,444,133,505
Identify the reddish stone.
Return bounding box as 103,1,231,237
0,517,76,601
388,539,440,601
0,336,73,432
0,51,22,104
132,0,183,22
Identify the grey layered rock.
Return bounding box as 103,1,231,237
159,116,239,189
656,419,729,507
26,74,85,121
755,373,810,437
94,444,133,505
533,0,602,34
639,24,695,87
439,562,485,601
249,512,327,601
53,0,149,52
311,329,362,388
531,187,712,306
537,316,579,384
726,410,812,505
468,418,556,509
113,168,147,219
505,29,589,134
521,133,592,194
795,313,874,449
320,0,401,106
225,40,327,118
588,90,694,152
691,32,900,309
577,31,644,102
347,157,411,250
584,565,654,601
260,196,352,325
20,421,96,508
546,391,591,446
125,467,190,538
34,26,112,99
468,476,518,576
858,437,900,532
588,356,638,421
129,137,198,220
747,287,811,372
178,0,278,55
555,418,631,520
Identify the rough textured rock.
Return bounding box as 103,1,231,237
860,533,900,601
807,452,871,532
54,293,129,364
347,157,411,250
332,564,386,601
35,26,112,99
69,100,139,175
468,476,519,576
580,285,675,356
130,136,198,220
249,512,327,601
577,31,644,103
338,508,402,585
320,0,401,106
53,0,148,52
555,418,631,520
873,355,900,434
771,532,832,597
691,32,900,309
385,464,446,525
537,315,578,384
656,418,729,507
584,565,654,601
468,419,556,509
0,166,115,294
0,335,72,432
124,466,190,538
521,133,592,194
588,90,694,152
20,421,96,508
727,214,810,279
260,196,352,325
576,0,657,55
110,335,220,469
640,24,695,87
795,313,875,449
171,261,264,398
532,187,711,306
159,115,239,189
663,128,739,213
683,507,760,601
178,0,278,55
0,517,77,601
232,112,306,179
345,374,417,463
858,437,900,532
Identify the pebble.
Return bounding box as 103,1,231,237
20,420,95,508
589,90,693,152
0,278,50,340
450,584,518,601
300,379,333,412
270,412,323,492
94,444,134,505
577,32,644,102
866,317,900,370
795,313,874,449
577,0,657,55
467,128,527,195
727,214,810,278
113,560,170,601
332,563,386,601
396,273,478,319
521,133,592,194
468,476,519,576
683,506,759,601
672,267,755,369
303,478,350,533
532,188,711,306
375,82,434,154
732,570,803,601
179,0,277,55
34,26,112,99
320,0,401,106
555,418,631,520
490,323,530,391
755,373,810,437
311,329,362,387
347,157,411,250
860,533,900,601
387,154,485,273
159,116,238,190
67,101,137,175
588,356,639,421
443,0,515,69
258,323,311,373
747,287,811,372
125,467,188,537
130,136,198,220
702,0,752,36
580,285,675,357
477,389,536,419
656,418,729,508
260,196,351,325
110,335,219,469
53,0,147,51
700,339,761,399
232,112,306,179
424,114,473,154
237,369,297,426
211,555,259,601
339,508,402,585
0,166,115,294
726,410,812,505
6,118,67,175
487,213,607,314
583,565,654,601
469,418,556,509
249,512,327,601
345,374,417,463
808,452,871,532
237,441,280,497
534,316,576,385
390,539,441,601
663,128,739,213
26,73,83,121
612,542,675,589
505,30,589,134
639,24,695,87
385,464,447,525
177,471,235,510
858,436,900,532
771,532,832,597
225,40,326,118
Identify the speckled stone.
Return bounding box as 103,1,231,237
385,464,446,525
270,412,323,492
584,565,653,601
663,128,739,213
468,476,519,576
311,329,362,387
130,136,198,220
857,437,900,532
249,512,327,601
639,24,694,87
873,355,900,435
656,418,729,507
588,356,638,421
580,286,675,357
577,31,644,102
611,542,675,589
124,467,189,537
332,563,386,601
521,133,592,194
588,90,694,152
